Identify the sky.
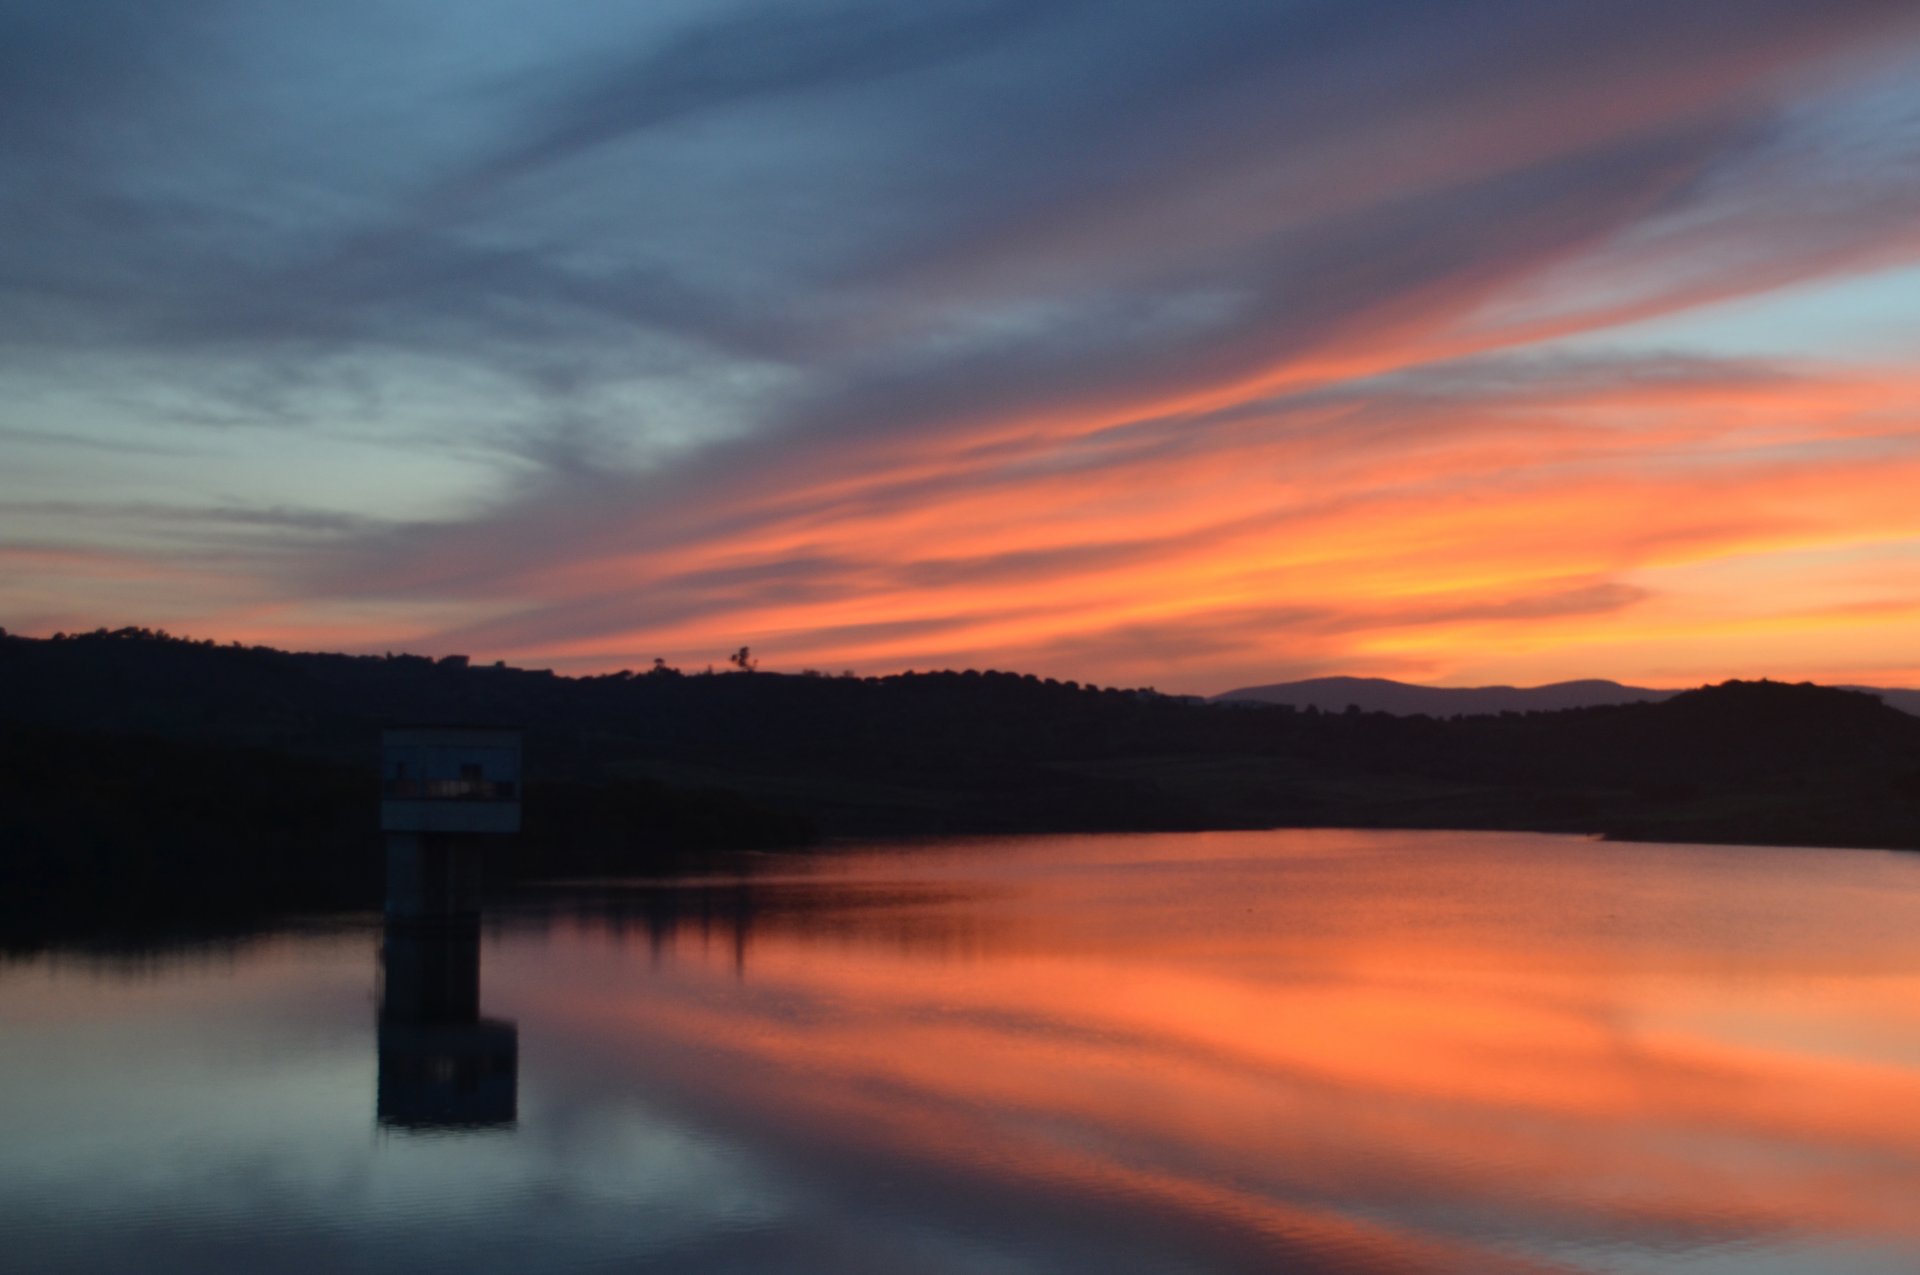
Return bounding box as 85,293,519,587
4,0,1920,695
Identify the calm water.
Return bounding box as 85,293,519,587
6,829,1920,1274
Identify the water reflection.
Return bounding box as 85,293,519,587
377,922,517,1131
496,834,1920,1272
6,831,1920,1274
506,873,1008,972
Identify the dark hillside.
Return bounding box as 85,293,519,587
1430,681,1920,784
3,632,1918,894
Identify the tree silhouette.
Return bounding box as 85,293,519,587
729,645,757,673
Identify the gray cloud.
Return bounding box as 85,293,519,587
470,0,1081,192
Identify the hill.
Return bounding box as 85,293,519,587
1216,674,1920,718
1841,685,1920,716
3,628,1918,941
1214,675,1678,714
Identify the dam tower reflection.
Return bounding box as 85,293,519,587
377,922,518,1131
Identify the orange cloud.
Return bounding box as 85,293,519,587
376,356,1919,690
58,170,1920,692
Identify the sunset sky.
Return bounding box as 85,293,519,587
4,0,1920,693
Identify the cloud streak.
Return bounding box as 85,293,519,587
3,1,1920,689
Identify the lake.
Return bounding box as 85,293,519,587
5,828,1920,1273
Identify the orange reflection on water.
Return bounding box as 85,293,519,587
506,831,1920,1273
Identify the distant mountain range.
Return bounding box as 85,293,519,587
1215,676,1920,717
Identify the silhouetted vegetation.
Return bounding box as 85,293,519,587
0,723,377,941
0,715,811,950
3,628,1919,945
